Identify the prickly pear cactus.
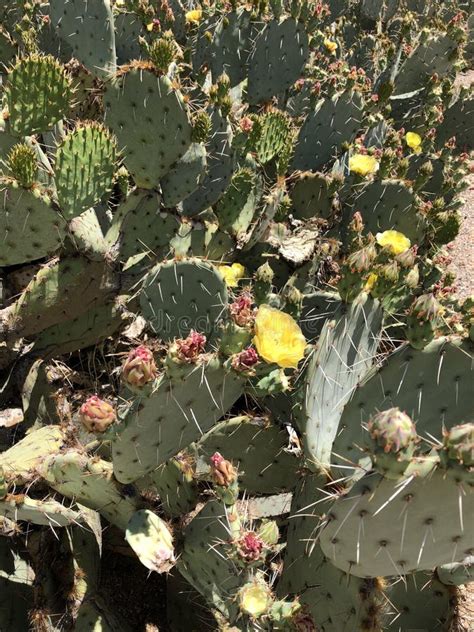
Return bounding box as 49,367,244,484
0,1,472,630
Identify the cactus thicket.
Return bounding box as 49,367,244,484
0,0,473,630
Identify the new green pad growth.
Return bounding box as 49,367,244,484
55,123,117,219
5,54,73,136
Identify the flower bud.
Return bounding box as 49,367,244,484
230,294,255,327
231,347,259,373
209,452,237,487
79,395,116,433
170,330,206,363
236,531,264,562
122,345,158,388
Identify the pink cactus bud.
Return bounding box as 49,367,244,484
231,347,259,372
210,452,224,467
210,452,237,487
237,531,264,561
172,330,206,363
240,116,254,133
122,345,158,388
79,395,116,433
230,293,255,327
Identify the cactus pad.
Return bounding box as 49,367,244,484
55,123,117,219
112,357,244,483
104,64,192,189
140,259,228,341
320,466,474,577
0,186,66,266
5,54,72,136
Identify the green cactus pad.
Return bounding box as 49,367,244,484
386,572,452,630
209,9,254,86
112,357,244,483
137,456,198,517
394,34,460,96
140,259,228,341
0,27,16,67
181,107,235,216
32,301,125,357
331,337,473,474
247,18,308,105
5,54,73,136
68,209,108,260
279,474,386,631
299,294,383,469
290,172,336,220
0,185,66,266
41,451,139,530
350,179,425,243
5,143,38,189
198,416,300,494
292,90,364,171
436,94,474,152
104,64,192,189
214,168,259,237
54,123,117,219
319,465,474,577
5,256,117,339
437,556,474,586
106,190,178,264
179,500,243,621
252,110,293,165
161,143,207,208
171,220,234,260
0,425,65,485
125,509,175,573
0,495,86,527
114,13,142,65
299,292,340,342
50,0,116,78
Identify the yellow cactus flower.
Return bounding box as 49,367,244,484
185,9,202,24
218,263,246,288
146,22,154,32
349,154,379,177
324,38,338,54
376,230,411,255
253,305,306,369
364,272,378,292
239,581,272,618
405,131,422,153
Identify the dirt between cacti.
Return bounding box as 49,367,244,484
450,71,474,299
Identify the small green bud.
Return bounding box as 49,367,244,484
6,143,37,188
191,110,212,143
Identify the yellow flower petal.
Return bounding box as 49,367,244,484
185,9,202,23
324,38,338,54
364,272,378,292
349,154,379,177
405,131,422,152
376,230,411,255
218,263,246,288
239,582,272,618
146,22,154,32
253,305,306,369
